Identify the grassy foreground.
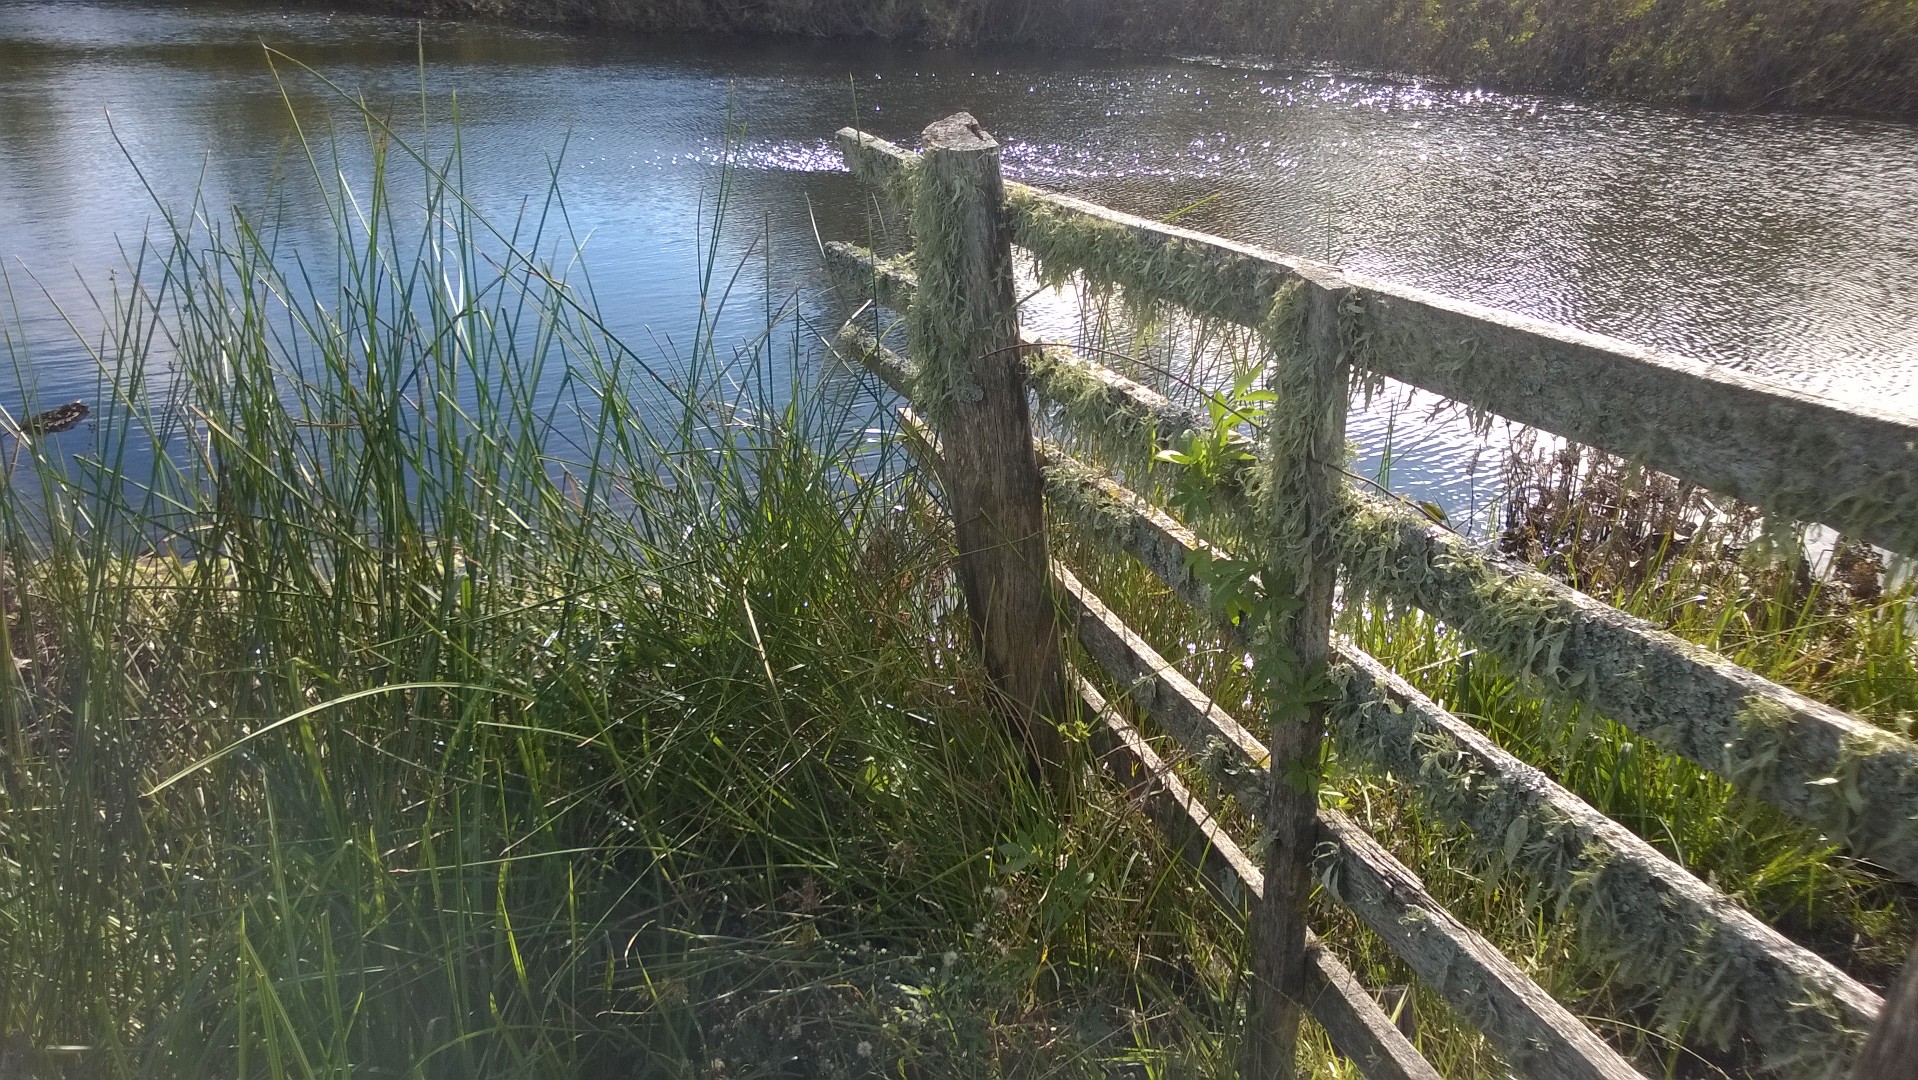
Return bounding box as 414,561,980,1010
4,64,1914,1080
0,85,1272,1077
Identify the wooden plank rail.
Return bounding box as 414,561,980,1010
1313,810,1648,1080
834,115,1914,1077
1335,648,1881,1071
1339,492,1918,887
837,127,1918,558
1044,458,1882,1072
834,323,912,397
825,240,918,316
1079,677,1443,1080
829,236,1918,886
1056,563,1649,1080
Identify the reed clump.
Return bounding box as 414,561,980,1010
1497,433,1916,737
0,72,1260,1077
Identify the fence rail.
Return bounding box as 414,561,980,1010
826,113,1917,1079
839,128,1918,560
829,239,1918,888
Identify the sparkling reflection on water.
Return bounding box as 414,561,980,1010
3,0,1915,521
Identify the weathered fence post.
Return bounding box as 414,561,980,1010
1246,272,1351,1076
908,112,1067,775
1851,939,1918,1078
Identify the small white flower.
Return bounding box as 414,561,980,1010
942,951,958,968
856,1041,874,1059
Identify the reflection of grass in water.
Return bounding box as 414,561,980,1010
0,65,1259,1078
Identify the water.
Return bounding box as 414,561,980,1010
4,0,1917,521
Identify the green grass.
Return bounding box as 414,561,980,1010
1040,302,1916,1076
6,52,1914,1080
0,72,1262,1078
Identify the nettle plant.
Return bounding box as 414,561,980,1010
1150,355,1341,796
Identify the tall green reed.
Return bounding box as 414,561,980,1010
0,56,1275,1079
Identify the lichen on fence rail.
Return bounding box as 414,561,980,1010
1042,452,1885,1076
836,126,1918,557
1338,492,1918,885
1333,649,1878,1074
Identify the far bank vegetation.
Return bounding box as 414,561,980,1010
384,0,1918,114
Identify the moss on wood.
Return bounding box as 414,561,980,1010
1328,659,1876,1076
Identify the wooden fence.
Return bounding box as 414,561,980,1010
822,111,1918,1079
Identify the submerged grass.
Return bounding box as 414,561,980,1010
0,69,1254,1078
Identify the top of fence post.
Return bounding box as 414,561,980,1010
908,112,1067,778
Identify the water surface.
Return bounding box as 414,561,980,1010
4,0,1916,518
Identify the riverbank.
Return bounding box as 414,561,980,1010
350,0,1918,116
0,92,1239,1075
6,58,1916,1076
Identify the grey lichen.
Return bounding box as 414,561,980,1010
1026,345,1181,488
1723,698,1794,804
1725,700,1918,863
1336,496,1586,695
1327,670,1868,1075
905,156,990,424
1007,188,1279,326
1042,455,1146,552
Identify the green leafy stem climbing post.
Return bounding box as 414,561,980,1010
1245,272,1353,1077
908,112,1068,778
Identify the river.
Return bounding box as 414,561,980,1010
4,0,1917,522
